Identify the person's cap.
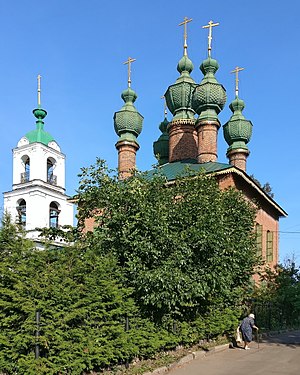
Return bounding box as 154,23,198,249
249,313,255,319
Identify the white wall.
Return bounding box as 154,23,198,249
4,138,74,238
12,142,66,189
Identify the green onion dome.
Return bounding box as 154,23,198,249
223,96,253,152
164,54,197,121
177,54,194,74
153,116,169,165
192,57,226,121
25,108,55,146
114,87,144,144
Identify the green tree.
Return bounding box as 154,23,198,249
77,159,258,325
250,174,274,198
253,261,300,329
0,158,261,373
0,215,175,374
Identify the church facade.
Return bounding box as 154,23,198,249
112,20,287,270
6,20,286,266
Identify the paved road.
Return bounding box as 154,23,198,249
168,330,300,375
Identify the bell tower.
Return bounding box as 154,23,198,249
3,76,74,243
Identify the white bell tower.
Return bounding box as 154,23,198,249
3,76,74,244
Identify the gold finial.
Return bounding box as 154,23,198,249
123,57,136,88
179,17,192,56
202,20,219,57
161,95,168,117
231,66,244,97
37,74,41,107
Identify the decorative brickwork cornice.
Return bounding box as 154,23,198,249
168,118,195,127
115,139,140,151
195,118,220,128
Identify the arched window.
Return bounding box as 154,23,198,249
255,224,263,257
21,156,30,183
47,158,57,185
49,202,60,228
17,199,26,227
266,230,274,263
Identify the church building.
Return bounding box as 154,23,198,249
3,76,74,246
112,19,287,270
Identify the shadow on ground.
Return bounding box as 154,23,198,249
261,330,300,348
230,330,300,350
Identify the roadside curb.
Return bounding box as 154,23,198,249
143,343,229,375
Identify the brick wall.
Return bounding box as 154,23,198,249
168,120,198,162
83,217,96,233
218,172,279,272
227,150,248,172
196,121,220,163
116,141,139,180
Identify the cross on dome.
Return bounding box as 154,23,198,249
161,95,168,117
37,74,42,108
231,66,245,97
202,20,219,57
179,17,192,56
123,57,136,88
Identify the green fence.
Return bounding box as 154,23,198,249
253,302,300,331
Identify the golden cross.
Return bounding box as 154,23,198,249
202,20,219,57
37,74,41,107
123,57,136,87
179,17,192,56
231,66,245,96
161,95,167,117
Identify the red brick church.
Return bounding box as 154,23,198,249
105,20,287,270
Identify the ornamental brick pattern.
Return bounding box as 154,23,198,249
196,120,220,163
116,140,139,180
168,119,198,162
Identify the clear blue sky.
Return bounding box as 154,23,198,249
0,0,299,264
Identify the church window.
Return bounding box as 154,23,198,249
21,156,30,183
266,230,273,262
17,199,26,227
49,202,60,228
255,224,263,257
47,158,57,185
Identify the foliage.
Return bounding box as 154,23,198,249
250,174,274,198
252,261,300,329
77,159,258,324
0,158,261,373
36,225,80,244
0,216,176,374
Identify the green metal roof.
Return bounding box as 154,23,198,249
145,159,232,181
144,159,287,217
25,128,54,145
25,107,55,146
